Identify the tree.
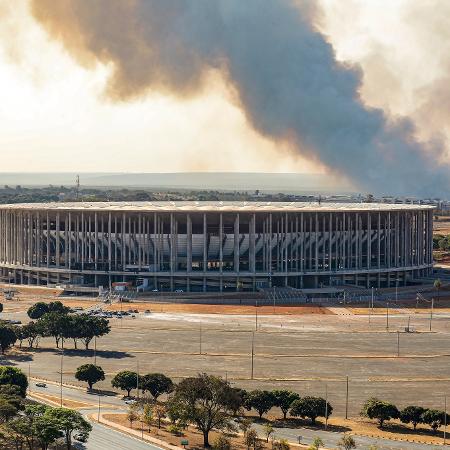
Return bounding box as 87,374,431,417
0,367,28,397
422,409,449,434
127,403,139,428
308,437,323,450
212,434,232,450
141,373,174,401
13,325,26,348
111,371,139,397
142,403,153,431
37,312,71,348
245,390,276,419
361,398,399,428
153,404,166,429
48,301,70,315
272,390,300,419
75,364,105,390
44,407,92,450
290,396,333,425
27,302,49,320
22,321,43,348
0,326,16,354
76,315,111,349
0,398,18,423
434,278,442,298
33,414,62,450
167,373,236,447
400,405,426,430
244,428,259,450
337,435,356,450
273,439,290,450
262,423,274,442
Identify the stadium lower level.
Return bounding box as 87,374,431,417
0,202,434,291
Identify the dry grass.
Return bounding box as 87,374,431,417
28,392,93,409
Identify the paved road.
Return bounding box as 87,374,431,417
30,381,160,450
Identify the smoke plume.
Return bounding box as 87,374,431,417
30,0,450,196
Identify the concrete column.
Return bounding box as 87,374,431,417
250,213,256,273
187,214,192,272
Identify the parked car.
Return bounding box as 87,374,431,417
124,399,136,405
144,309,151,314
73,433,87,443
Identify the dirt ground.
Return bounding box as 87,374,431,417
103,413,309,450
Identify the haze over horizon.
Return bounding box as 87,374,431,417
1,1,450,196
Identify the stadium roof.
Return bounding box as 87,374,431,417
0,201,435,212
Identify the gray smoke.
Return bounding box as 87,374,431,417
31,0,450,196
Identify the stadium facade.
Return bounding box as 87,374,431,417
0,202,434,291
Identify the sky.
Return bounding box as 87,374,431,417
0,0,449,194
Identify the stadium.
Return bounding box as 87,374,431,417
0,201,434,292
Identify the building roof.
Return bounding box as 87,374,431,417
0,201,435,213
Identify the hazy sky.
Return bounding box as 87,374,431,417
0,0,448,187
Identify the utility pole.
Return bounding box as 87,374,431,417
255,299,258,331
60,350,63,407
430,298,434,332
386,302,389,331
445,396,447,445
397,330,400,357
97,393,101,422
136,360,140,400
251,331,255,380
345,376,349,420
199,324,202,355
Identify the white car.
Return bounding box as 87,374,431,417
124,399,137,405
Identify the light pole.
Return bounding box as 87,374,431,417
60,349,64,407
255,299,258,331
94,336,97,366
250,331,255,380
136,360,140,400
430,298,434,332
199,324,202,355
386,302,389,331
345,376,349,420
97,393,101,422
397,330,400,357
325,383,328,430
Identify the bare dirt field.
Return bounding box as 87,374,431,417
2,285,450,420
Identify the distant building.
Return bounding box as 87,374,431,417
0,201,434,291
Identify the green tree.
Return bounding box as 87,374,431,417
167,373,236,447
38,312,71,348
0,326,17,354
127,403,140,428
0,367,28,397
44,407,92,450
244,428,259,450
76,315,111,350
13,325,26,348
434,278,442,298
75,364,105,390
212,434,232,450
262,423,274,442
290,396,333,425
400,405,427,430
27,302,49,320
308,437,323,450
153,404,166,429
422,409,449,434
142,403,153,431
34,414,62,450
0,397,18,423
111,371,139,397
47,301,70,315
272,390,300,419
22,321,43,348
337,434,356,450
141,373,174,401
245,390,276,419
361,398,399,428
273,439,290,450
